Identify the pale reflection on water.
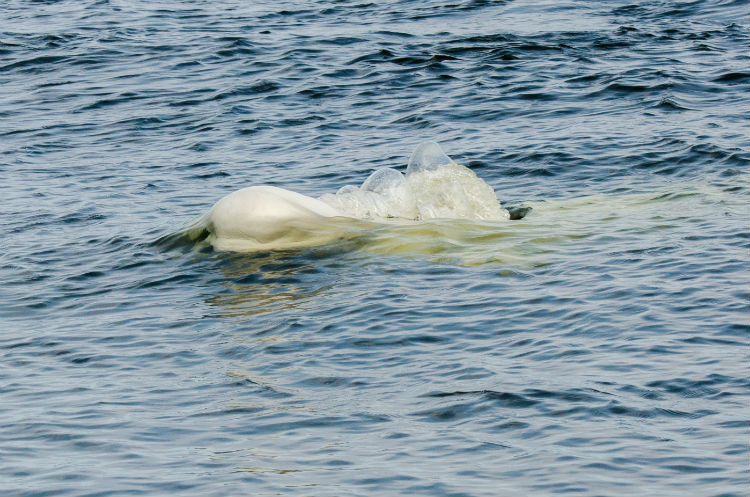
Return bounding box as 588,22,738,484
204,254,338,318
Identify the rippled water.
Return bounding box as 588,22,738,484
2,1,748,496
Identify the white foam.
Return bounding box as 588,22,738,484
319,167,419,220
319,141,510,222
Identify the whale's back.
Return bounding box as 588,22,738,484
205,186,342,251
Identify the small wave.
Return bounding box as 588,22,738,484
0,54,69,73
652,97,691,111
713,71,750,84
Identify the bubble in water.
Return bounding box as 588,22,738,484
319,142,509,222
407,163,509,221
319,168,418,220
361,168,419,219
406,141,456,175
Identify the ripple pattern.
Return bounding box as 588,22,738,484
1,1,748,496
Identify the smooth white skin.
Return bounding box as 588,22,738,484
206,185,344,250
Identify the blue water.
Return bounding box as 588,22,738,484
2,1,749,496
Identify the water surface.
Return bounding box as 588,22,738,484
1,1,748,496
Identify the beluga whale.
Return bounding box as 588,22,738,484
187,142,519,252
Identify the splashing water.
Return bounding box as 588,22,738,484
319,141,510,221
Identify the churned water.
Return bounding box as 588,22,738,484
1,1,748,496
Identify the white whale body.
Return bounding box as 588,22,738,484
193,142,510,252
202,185,344,251
173,149,746,264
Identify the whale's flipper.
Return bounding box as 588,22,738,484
506,205,533,220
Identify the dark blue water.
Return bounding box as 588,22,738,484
2,1,748,496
